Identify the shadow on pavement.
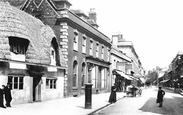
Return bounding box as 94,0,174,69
76,106,85,109
139,95,183,115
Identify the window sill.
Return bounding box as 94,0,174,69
73,49,78,52
72,87,78,90
82,52,86,55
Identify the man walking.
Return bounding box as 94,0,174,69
156,86,165,107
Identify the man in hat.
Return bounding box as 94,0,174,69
156,86,165,107
3,84,12,107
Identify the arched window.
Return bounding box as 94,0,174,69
81,63,86,87
73,61,78,87
50,38,59,66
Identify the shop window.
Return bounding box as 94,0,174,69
46,78,57,89
8,75,24,90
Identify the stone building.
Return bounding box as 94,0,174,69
110,44,132,92
112,34,144,86
0,1,67,105
8,0,112,97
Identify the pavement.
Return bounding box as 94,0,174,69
0,91,126,115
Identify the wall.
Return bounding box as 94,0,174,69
11,76,31,104
41,76,64,101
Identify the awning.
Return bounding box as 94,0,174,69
160,79,170,83
115,70,133,80
129,75,139,81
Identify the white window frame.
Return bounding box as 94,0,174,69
101,46,104,59
82,35,86,54
73,30,79,51
107,48,110,61
46,78,57,89
8,75,24,90
96,43,99,58
89,39,93,55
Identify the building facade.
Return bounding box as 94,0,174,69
112,34,144,86
13,0,112,97
167,52,183,92
0,1,67,105
110,45,132,92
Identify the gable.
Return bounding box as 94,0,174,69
23,0,59,19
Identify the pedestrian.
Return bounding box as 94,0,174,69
156,86,165,107
109,84,117,104
3,83,12,107
0,85,6,108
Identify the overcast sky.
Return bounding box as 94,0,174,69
69,0,183,71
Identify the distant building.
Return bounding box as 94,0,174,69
167,52,183,92
112,33,144,86
110,44,132,91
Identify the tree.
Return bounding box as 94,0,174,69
145,70,158,86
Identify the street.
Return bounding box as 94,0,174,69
94,87,183,115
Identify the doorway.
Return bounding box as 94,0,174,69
33,76,42,102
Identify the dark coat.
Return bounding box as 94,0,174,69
157,89,165,103
109,86,117,103
4,86,12,102
0,88,4,106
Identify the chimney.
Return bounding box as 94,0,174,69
88,8,99,29
111,33,125,46
118,34,125,41
89,8,97,23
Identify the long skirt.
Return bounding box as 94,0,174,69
109,91,116,103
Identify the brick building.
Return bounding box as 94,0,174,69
8,0,112,97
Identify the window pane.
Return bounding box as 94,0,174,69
81,75,85,87
14,83,18,89
8,76,13,83
54,80,56,89
19,83,23,89
14,77,18,82
73,74,76,87
50,80,53,89
19,77,23,82
46,79,49,89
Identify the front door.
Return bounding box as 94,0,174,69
33,76,41,102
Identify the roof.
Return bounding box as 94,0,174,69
171,51,183,63
71,9,87,16
5,0,28,9
87,19,99,27
160,79,170,83
0,1,67,67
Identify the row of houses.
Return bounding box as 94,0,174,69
0,0,145,105
158,52,183,92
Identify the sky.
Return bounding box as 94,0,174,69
69,0,183,71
